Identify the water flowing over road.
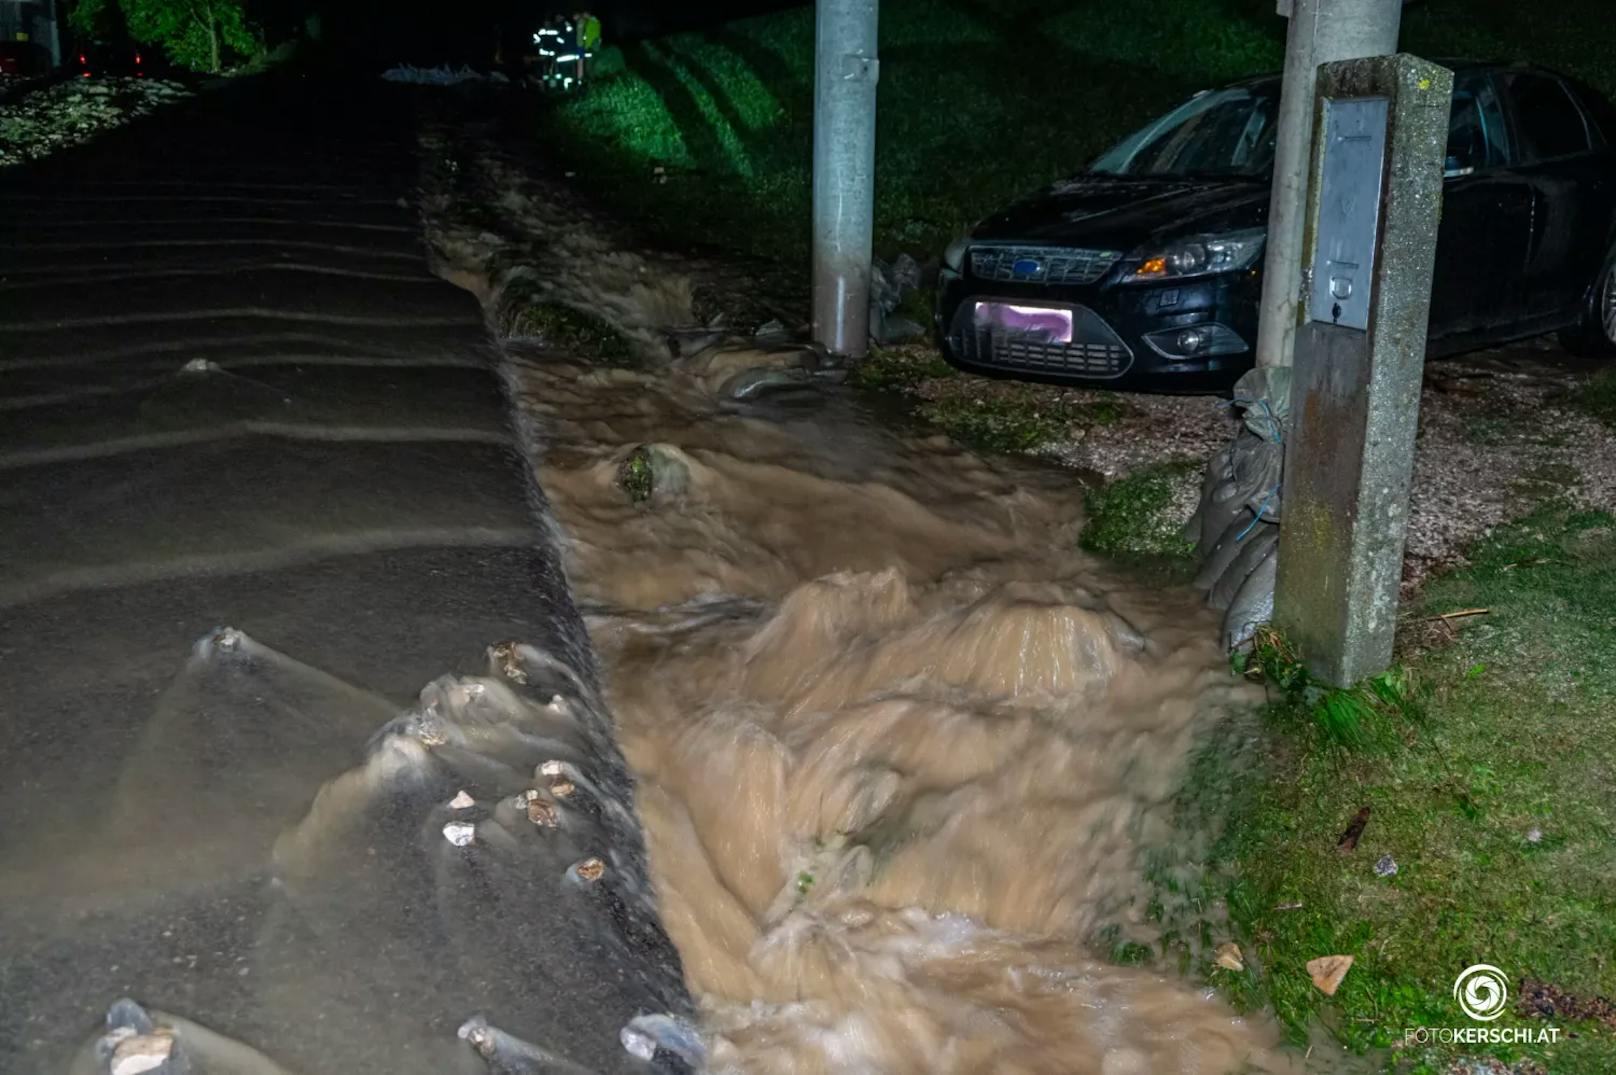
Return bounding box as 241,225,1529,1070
1,79,691,1074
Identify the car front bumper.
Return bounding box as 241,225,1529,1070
935,266,1262,393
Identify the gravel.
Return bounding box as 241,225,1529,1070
888,337,1615,592
1,77,190,167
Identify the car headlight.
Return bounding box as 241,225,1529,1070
1122,228,1265,283
942,236,970,273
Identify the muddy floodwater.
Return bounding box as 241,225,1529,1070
503,335,1299,1074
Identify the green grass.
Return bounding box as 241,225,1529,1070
1079,461,1200,562
543,0,1616,265
1159,506,1616,1073
505,299,634,360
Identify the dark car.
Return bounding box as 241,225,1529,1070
936,62,1616,391
0,40,50,77
73,39,154,78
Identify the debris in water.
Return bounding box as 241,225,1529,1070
108,1029,175,1075
539,759,580,798
449,790,476,810
1335,805,1372,853
489,640,530,684
443,821,476,847
206,626,246,652
1307,954,1355,996
179,357,221,375
527,797,559,828
414,718,449,746
1374,853,1398,877
618,446,654,504
620,1013,705,1067
569,857,605,883
1214,943,1244,971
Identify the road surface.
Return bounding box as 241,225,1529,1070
0,76,690,1074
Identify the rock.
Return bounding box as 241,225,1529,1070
1374,853,1398,877
1307,954,1354,996
620,1013,705,1067
1214,942,1244,971
526,797,559,828
109,1030,174,1075
449,789,475,809
443,821,476,847
569,857,605,883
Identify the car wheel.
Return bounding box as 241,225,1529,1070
1560,243,1616,358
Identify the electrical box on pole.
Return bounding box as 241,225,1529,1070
1274,54,1452,686
811,0,879,358
1256,0,1402,369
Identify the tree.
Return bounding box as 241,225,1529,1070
69,0,260,74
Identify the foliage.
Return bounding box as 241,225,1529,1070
846,345,956,392
1163,507,1616,1073
1079,462,1200,562
916,394,1068,454
617,446,653,504
69,0,259,73
505,300,633,360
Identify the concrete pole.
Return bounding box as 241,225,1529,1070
811,0,879,358
1255,0,1403,368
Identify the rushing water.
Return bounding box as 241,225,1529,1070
408,124,1352,1072
498,337,1300,1074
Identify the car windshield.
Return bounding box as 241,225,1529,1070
1090,85,1280,178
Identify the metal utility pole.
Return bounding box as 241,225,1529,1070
1255,0,1403,368
811,0,879,358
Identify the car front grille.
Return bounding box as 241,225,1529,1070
950,302,1133,379
969,245,1123,286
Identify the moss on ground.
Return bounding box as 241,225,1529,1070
617,445,654,503
1580,369,1616,429
846,345,956,393
1079,462,1200,562
1150,506,1616,1074
507,300,634,360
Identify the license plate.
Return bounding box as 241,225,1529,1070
973,301,1073,344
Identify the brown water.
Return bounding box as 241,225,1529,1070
420,134,1314,1074
496,340,1294,1074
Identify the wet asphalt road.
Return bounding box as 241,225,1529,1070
0,77,687,1073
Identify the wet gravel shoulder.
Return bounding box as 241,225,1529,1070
862,337,1616,594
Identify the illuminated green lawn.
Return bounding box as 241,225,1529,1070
546,0,1616,265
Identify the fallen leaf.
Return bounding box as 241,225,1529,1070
1215,943,1244,972
1307,954,1354,996
1336,806,1371,853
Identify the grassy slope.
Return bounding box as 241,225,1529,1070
547,0,1616,264
1171,508,1616,1073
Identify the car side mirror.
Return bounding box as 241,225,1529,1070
1443,156,1475,179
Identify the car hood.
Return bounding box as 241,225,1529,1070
971,174,1271,251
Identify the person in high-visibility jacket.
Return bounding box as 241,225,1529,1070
575,12,601,85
